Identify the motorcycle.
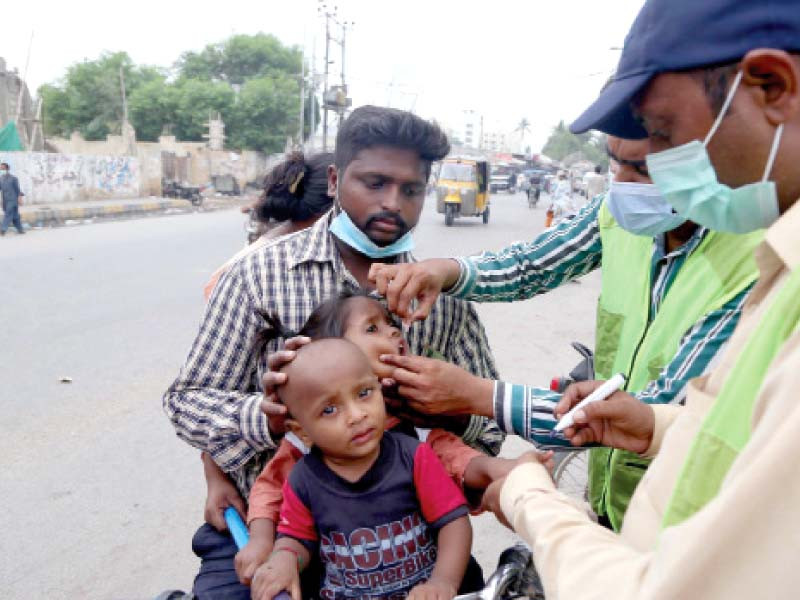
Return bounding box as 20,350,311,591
162,179,203,206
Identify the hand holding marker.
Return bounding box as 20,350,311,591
554,373,627,433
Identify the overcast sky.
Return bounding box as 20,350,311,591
6,0,645,151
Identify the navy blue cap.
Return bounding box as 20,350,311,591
570,0,800,138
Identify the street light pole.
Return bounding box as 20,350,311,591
322,11,330,151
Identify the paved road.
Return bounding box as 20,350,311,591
0,191,598,598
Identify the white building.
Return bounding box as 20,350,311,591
456,110,482,150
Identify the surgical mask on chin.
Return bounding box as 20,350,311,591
646,70,783,234
329,209,415,259
606,181,686,237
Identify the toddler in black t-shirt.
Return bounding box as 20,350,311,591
251,337,470,600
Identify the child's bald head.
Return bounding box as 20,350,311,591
279,338,375,412
279,338,386,457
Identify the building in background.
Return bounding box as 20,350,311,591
0,57,44,151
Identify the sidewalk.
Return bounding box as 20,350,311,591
17,195,250,228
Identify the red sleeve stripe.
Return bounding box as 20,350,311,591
413,442,468,525
276,480,318,542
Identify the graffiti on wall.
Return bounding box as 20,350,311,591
94,156,136,193
0,152,140,204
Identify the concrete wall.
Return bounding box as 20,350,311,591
0,152,140,204
49,133,268,196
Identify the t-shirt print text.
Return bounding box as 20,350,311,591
319,511,437,599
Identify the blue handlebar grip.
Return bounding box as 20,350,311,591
224,507,250,550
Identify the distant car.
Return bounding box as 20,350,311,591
490,166,515,193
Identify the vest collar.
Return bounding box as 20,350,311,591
763,199,800,273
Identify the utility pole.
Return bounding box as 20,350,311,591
309,40,316,151
299,44,305,150
339,20,347,129
322,9,330,151
119,66,128,124
15,31,34,126
318,2,354,151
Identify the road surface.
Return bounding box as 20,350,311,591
0,191,597,598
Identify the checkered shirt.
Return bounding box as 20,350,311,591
163,212,503,497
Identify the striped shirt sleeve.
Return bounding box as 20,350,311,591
635,287,751,406
162,259,278,473
441,297,505,456
492,382,574,449
491,287,752,446
450,195,604,301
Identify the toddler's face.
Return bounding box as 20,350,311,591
342,297,407,380
282,339,386,463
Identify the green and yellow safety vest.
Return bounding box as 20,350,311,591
590,202,762,531
662,267,800,527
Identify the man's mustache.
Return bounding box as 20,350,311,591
365,211,408,232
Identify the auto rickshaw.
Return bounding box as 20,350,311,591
435,157,490,227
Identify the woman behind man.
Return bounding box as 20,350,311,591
204,151,334,300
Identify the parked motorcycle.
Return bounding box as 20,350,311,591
162,179,203,206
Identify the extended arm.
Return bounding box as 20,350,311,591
450,195,603,302
490,288,750,447
369,196,603,320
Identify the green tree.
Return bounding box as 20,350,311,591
172,79,235,141
176,33,301,84
41,35,308,152
542,121,608,168
128,77,177,141
227,75,299,152
39,52,163,140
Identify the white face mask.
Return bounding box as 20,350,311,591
606,181,686,237
646,70,783,234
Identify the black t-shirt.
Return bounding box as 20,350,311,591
278,431,468,599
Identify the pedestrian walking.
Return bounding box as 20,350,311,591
549,170,575,223
0,162,25,235
585,165,607,199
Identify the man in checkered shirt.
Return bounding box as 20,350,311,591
163,105,503,599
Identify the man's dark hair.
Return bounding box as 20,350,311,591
690,62,740,116
0,162,9,169
334,105,450,176
594,165,602,174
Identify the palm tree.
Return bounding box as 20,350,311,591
515,118,532,153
